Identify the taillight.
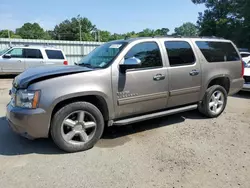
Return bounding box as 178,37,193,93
63,60,68,65
241,60,245,77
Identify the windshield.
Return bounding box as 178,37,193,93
77,41,128,68
0,48,10,56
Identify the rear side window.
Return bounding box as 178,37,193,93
164,41,196,67
240,53,250,58
24,49,43,59
45,50,64,59
195,41,240,62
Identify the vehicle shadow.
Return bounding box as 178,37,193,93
0,110,205,155
101,110,205,140
232,91,250,99
0,116,64,156
0,75,16,79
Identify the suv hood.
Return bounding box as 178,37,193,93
13,65,93,89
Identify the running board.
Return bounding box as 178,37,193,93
113,104,198,126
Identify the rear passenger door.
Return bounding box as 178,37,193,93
24,48,44,69
45,50,66,66
164,40,202,107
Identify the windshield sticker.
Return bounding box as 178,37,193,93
109,44,122,49
99,62,106,67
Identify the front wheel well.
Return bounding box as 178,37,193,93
51,95,109,122
208,77,230,94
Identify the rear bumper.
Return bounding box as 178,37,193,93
229,78,244,95
242,83,250,91
6,103,50,139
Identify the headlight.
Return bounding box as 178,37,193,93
15,90,40,109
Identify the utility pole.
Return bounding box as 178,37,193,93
8,30,12,47
98,29,100,42
77,17,82,41
79,22,82,41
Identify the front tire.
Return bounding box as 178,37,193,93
198,85,227,118
50,102,104,153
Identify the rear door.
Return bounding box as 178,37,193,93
164,40,202,108
45,49,66,66
24,48,44,69
1,48,25,73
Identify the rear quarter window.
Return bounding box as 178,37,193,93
195,41,240,62
45,50,65,59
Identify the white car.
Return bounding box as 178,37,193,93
0,45,68,75
240,52,250,64
242,62,250,91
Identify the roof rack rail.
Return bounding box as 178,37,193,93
200,36,225,39
151,35,225,39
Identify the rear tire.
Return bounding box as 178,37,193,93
198,85,227,118
50,102,104,153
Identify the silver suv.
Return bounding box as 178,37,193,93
6,37,244,152
0,45,68,74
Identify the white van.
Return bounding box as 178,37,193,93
0,45,68,75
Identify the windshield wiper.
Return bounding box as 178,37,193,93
77,63,96,69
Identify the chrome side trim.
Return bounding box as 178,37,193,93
170,86,201,96
118,92,168,106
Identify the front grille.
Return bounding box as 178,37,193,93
244,76,250,83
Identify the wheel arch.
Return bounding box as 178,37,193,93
50,92,111,127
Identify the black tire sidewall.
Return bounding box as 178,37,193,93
51,102,104,153
200,85,228,118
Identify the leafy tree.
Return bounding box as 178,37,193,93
174,22,198,36
192,0,250,48
0,30,22,38
154,28,170,36
98,30,111,42
16,23,50,39
53,15,96,41
138,28,155,37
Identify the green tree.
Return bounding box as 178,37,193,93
154,28,170,36
98,30,111,42
191,0,250,48
138,28,155,37
0,30,22,39
53,15,96,41
174,22,198,36
16,23,50,39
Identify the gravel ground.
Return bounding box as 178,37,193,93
0,78,250,188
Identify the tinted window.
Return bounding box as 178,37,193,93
45,50,64,59
24,49,43,59
164,41,195,66
7,48,24,58
196,41,240,62
240,53,250,58
125,42,162,68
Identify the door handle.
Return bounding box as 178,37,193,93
153,74,165,81
189,69,199,76
18,60,22,63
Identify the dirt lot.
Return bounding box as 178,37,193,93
0,78,250,188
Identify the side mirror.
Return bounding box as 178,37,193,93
119,57,141,73
3,54,11,59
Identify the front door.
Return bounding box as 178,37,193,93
112,40,169,119
164,40,202,107
2,48,25,73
